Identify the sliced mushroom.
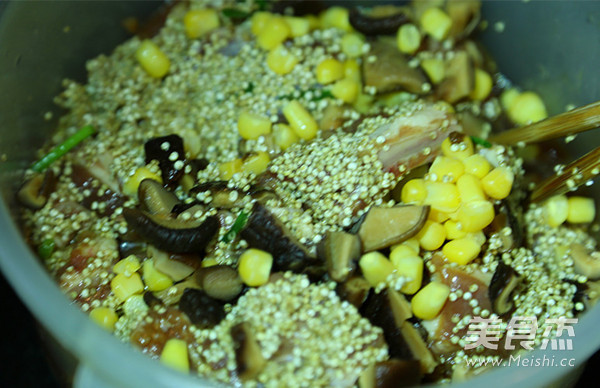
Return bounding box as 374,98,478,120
144,134,186,186
138,178,180,215
123,208,219,254
358,359,422,388
179,288,225,328
488,261,521,315
197,265,243,301
336,276,372,309
149,246,195,281
190,181,247,209
70,164,125,216
357,205,429,252
436,50,474,103
17,170,56,209
400,321,437,374
363,39,427,95
349,6,410,36
571,244,600,280
153,277,201,305
231,322,267,381
318,231,361,282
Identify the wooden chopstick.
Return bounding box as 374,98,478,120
489,100,600,145
530,145,600,203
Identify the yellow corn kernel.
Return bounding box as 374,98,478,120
89,307,118,331
201,257,219,268
283,100,318,140
567,196,596,224
241,151,270,175
411,281,450,320
123,167,162,197
444,220,467,240
420,7,452,41
111,273,144,302
401,179,427,204
440,135,474,161
481,166,514,200
397,23,421,55
257,16,291,50
319,6,352,32
391,255,423,295
331,77,360,103
507,91,548,125
143,259,173,292
424,181,461,213
390,244,419,261
543,195,569,227
457,200,495,232
267,44,299,75
359,251,396,288
442,237,481,265
239,248,273,287
272,123,299,150
457,174,486,203
416,220,446,251
160,339,189,373
251,11,272,35
344,59,362,82
470,68,493,101
316,58,344,85
341,33,366,58
183,9,220,39
403,238,421,253
219,158,243,180
113,255,141,277
421,58,445,84
429,156,465,183
237,111,272,140
500,87,520,110
463,154,491,179
135,40,170,78
428,208,450,223
284,16,311,37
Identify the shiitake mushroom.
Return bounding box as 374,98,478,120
179,288,225,328
144,134,186,186
349,6,410,36
488,261,521,316
17,169,56,209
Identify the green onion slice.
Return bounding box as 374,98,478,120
222,211,249,243
31,125,96,172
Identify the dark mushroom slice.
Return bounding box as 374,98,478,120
138,178,180,215
149,246,195,281
190,181,247,209
122,208,219,254
240,202,318,272
117,238,147,259
357,205,430,252
571,244,600,280
17,169,56,209
317,231,361,282
154,277,201,305
197,265,243,301
349,6,410,36
231,322,267,381
144,134,186,186
436,50,474,103
363,39,428,95
358,359,423,388
488,261,521,316
336,276,371,309
179,288,225,328
143,291,163,308
70,164,126,216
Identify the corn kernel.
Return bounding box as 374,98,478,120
567,196,596,224
543,195,569,227
183,9,220,39
239,248,273,287
411,281,450,320
353,92,374,114
457,200,494,232
481,166,514,200
470,68,493,101
428,208,450,223
241,151,270,175
397,23,421,55
424,181,461,213
251,11,272,35
344,59,361,82
429,156,465,183
273,123,299,150
257,16,291,50
403,238,421,253
341,33,366,58
316,58,344,85
463,154,491,179
443,238,481,265
507,91,548,125
283,100,318,140
135,40,170,78
237,111,272,140
359,251,396,288
219,159,243,180
331,77,360,103
440,135,474,161
201,258,219,268
284,16,311,37
400,179,427,204
390,244,419,261
391,255,423,294
143,259,173,292
123,167,162,197
89,307,118,331
457,174,486,203
122,294,149,316
467,231,486,246
113,255,141,277
267,44,299,75
416,220,446,251
420,7,452,41
319,6,352,32
306,14,320,30
500,88,520,111
111,273,144,302
444,220,467,240
421,58,445,84
161,339,189,373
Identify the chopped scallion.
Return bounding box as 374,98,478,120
31,125,96,172
38,238,55,260
470,136,492,148
221,211,249,243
